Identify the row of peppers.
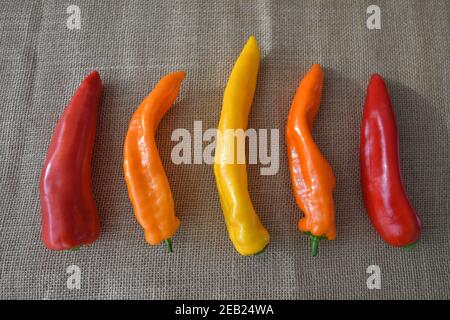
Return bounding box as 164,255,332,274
40,36,421,256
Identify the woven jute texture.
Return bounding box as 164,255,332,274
0,0,449,300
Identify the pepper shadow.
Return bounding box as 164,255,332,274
90,76,141,247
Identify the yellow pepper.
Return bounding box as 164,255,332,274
214,36,270,256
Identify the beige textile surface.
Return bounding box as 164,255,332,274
0,0,449,299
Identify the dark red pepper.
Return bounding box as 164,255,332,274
360,74,421,247
40,71,102,250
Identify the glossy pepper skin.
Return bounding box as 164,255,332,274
124,72,185,252
360,74,421,247
286,64,336,257
214,36,270,256
40,71,102,250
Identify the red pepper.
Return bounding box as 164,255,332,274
360,74,421,247
40,71,102,250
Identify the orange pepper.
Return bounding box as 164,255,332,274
286,64,336,256
123,71,185,252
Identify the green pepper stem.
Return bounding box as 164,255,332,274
254,245,268,256
402,242,417,251
69,246,80,251
309,235,321,257
163,238,173,253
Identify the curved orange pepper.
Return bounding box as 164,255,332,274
123,71,185,252
286,64,336,256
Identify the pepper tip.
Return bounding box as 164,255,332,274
246,35,259,48
83,70,102,87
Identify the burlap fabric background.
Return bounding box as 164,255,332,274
0,0,448,300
